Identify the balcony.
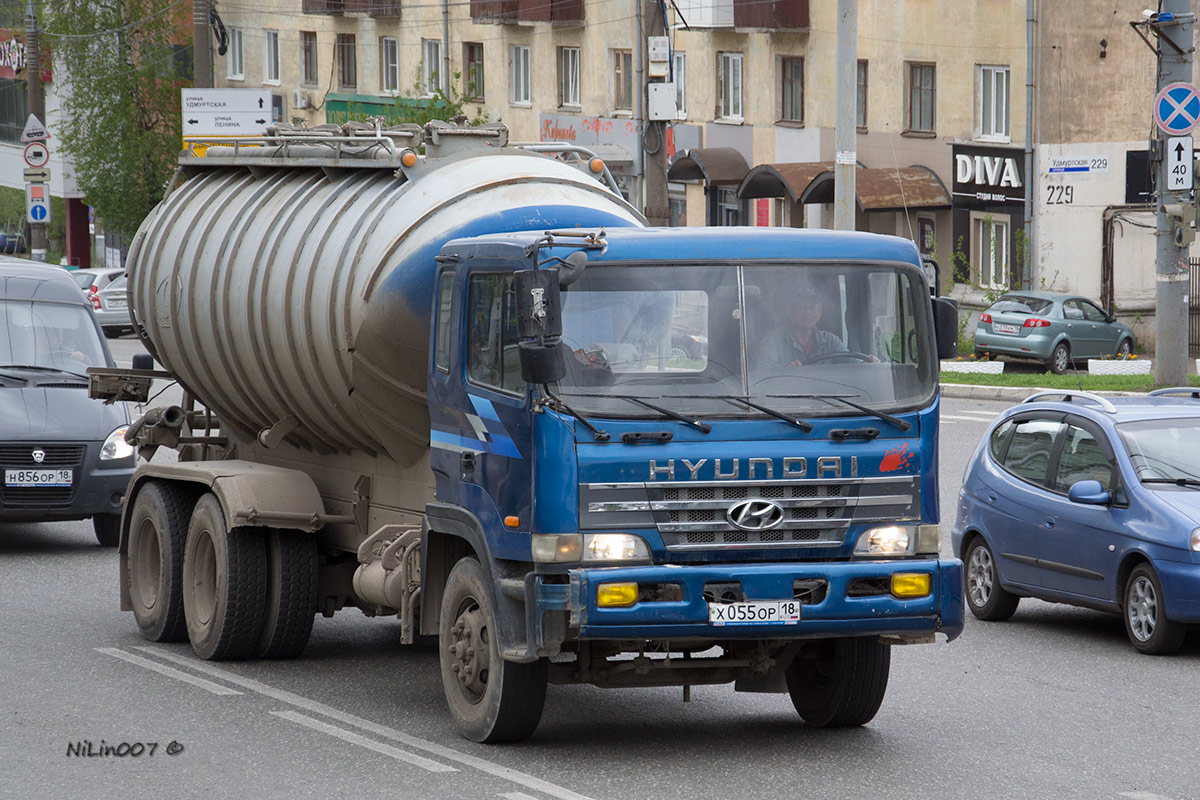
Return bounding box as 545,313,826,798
672,0,732,28
733,0,808,29
369,0,401,16
471,0,582,23
470,0,518,22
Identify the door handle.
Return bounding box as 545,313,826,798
1043,517,1055,528
986,492,997,504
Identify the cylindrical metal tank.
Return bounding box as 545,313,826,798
128,147,643,464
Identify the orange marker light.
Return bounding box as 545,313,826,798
401,149,418,168
504,515,520,528
588,157,605,174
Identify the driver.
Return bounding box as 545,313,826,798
759,286,850,367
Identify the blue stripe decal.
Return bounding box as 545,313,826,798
469,394,501,421
488,434,521,459
431,430,484,453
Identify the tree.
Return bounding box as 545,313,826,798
44,0,185,239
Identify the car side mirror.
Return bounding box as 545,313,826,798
932,297,958,360
514,268,566,385
1068,479,1111,505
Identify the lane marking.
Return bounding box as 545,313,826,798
97,647,243,696
133,646,596,800
1120,793,1175,800
500,794,542,800
272,710,455,773
941,414,997,422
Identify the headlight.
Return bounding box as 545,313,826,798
531,533,651,563
1192,528,1200,552
854,524,940,556
100,426,134,460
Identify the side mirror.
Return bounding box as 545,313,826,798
514,268,562,340
932,297,958,360
1067,479,1111,505
518,340,566,385
131,353,155,371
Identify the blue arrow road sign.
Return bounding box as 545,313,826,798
1155,82,1200,135
30,205,46,222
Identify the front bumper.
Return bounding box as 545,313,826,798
528,557,964,651
0,444,134,522
1154,558,1200,623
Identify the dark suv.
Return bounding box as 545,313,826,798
0,261,136,545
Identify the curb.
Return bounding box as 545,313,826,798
940,383,1154,402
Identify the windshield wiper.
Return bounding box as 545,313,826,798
769,393,912,432
541,387,610,441
608,394,712,434
0,365,88,380
1141,477,1200,489
702,395,813,432
0,371,30,384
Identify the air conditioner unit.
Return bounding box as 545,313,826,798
293,89,312,109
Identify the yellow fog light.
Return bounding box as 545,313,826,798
597,582,638,608
891,573,931,598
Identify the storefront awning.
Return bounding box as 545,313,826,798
666,147,751,186
799,165,951,211
737,161,836,201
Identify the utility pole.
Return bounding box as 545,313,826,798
641,0,669,225
1146,1,1195,386
193,0,212,88
24,0,46,263
833,0,857,231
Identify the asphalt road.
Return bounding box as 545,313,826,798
3,342,1196,800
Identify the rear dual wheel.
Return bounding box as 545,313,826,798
127,482,194,642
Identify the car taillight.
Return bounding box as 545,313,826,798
89,292,101,310
1023,318,1050,328
980,313,991,324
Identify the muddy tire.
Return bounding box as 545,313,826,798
255,529,318,659
126,482,193,642
182,494,267,660
439,556,547,743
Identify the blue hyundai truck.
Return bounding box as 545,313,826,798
93,120,964,743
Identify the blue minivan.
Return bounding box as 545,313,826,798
0,260,136,545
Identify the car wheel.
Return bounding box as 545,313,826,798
973,350,991,361
439,556,547,742
1116,339,1133,359
93,513,121,547
785,636,890,727
1048,342,1071,374
964,537,1019,621
1123,564,1186,655
670,346,689,360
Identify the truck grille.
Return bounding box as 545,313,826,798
0,445,85,508
581,476,920,552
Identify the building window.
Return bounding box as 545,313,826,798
381,37,399,93
422,39,441,96
558,46,581,108
974,214,1009,289
978,65,1010,140
718,52,743,120
227,28,244,80
300,31,317,86
780,56,803,123
336,34,356,90
856,59,868,128
464,42,484,101
510,44,530,105
717,187,740,226
673,52,686,117
906,62,935,133
613,49,633,111
263,30,279,83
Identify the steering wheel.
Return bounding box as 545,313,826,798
803,351,876,365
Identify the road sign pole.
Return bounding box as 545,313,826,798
24,0,46,263
1152,1,1196,386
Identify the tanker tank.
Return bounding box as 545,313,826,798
127,127,644,465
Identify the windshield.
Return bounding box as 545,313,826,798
988,295,1052,316
1117,417,1200,484
557,263,936,417
0,299,107,373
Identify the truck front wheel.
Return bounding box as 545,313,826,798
127,482,191,642
786,636,890,727
438,556,547,743
182,494,267,660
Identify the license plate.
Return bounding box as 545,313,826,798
108,298,127,308
992,323,1019,334
708,600,801,625
4,468,73,487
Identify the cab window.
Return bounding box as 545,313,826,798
467,274,522,394
1000,418,1062,486
435,272,454,373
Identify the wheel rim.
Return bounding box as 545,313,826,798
1118,340,1131,357
447,598,490,704
133,519,162,611
1127,575,1157,642
190,530,218,626
1054,346,1068,372
967,545,994,608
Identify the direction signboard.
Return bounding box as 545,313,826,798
1155,82,1200,136
26,183,49,224
181,88,272,137
23,167,49,183
1167,136,1194,190
23,141,48,167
